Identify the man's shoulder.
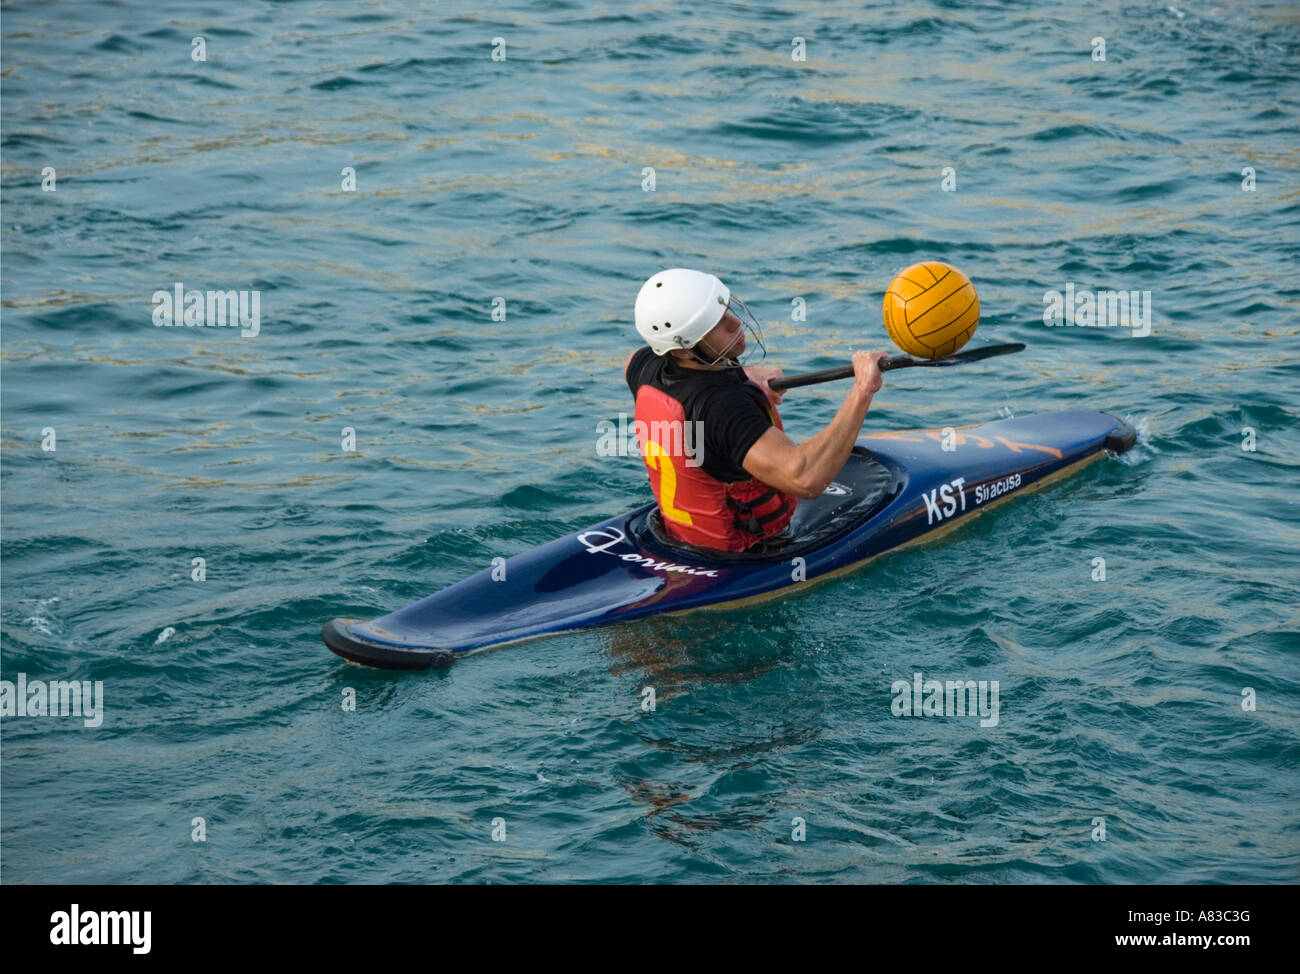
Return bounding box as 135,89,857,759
683,380,771,444
697,370,765,407
628,345,656,372
625,346,658,388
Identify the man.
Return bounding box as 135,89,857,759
625,268,887,553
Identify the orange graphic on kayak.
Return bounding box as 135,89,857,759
863,428,1062,459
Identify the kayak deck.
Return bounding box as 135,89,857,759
323,410,1135,669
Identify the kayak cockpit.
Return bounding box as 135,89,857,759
629,447,902,563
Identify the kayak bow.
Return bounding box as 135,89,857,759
323,410,1135,669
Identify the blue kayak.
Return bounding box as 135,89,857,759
323,410,1135,668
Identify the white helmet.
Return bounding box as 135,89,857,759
635,268,730,356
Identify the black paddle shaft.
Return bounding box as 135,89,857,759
768,342,1026,392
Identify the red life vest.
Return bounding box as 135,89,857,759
634,383,797,552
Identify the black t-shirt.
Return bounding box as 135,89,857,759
625,346,775,483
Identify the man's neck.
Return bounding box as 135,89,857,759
671,348,727,371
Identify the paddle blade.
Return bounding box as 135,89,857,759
910,341,1026,367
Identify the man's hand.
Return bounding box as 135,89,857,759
743,365,784,405
852,350,888,403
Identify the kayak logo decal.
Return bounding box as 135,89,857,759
974,472,1021,505
922,477,967,526
922,472,1026,525
577,526,720,578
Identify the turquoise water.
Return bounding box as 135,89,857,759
2,0,1297,883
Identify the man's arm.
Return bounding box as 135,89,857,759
740,351,886,500
623,350,637,381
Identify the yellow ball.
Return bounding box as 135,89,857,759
882,261,980,358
